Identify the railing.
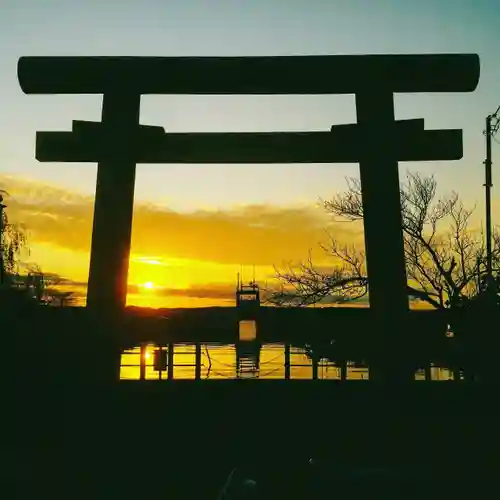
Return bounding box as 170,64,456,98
120,343,458,382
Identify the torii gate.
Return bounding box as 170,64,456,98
17,54,479,379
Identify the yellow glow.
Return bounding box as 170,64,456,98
128,256,193,291
3,175,362,309
132,257,167,266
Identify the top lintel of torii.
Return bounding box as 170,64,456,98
18,54,480,95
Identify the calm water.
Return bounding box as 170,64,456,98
120,320,456,381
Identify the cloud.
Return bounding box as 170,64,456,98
0,175,363,267
129,282,236,300
42,274,237,304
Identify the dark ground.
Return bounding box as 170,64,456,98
3,302,499,498
5,380,500,499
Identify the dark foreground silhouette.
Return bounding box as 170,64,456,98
3,297,500,499
6,379,500,499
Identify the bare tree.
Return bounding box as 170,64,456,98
269,246,368,307
269,172,499,309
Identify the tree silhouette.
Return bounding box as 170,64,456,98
1,189,29,287
270,172,499,309
42,273,79,307
1,192,79,307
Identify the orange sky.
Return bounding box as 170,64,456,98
1,174,366,307
3,173,497,309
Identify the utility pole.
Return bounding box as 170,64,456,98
0,194,5,286
485,114,493,292
484,105,500,297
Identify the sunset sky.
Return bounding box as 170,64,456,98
0,0,499,307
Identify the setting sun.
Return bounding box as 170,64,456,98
143,281,155,290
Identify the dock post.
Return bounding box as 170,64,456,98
158,346,163,381
312,357,319,380
195,343,202,380
424,364,432,382
284,343,291,380
340,360,347,381
139,343,146,380
167,343,174,380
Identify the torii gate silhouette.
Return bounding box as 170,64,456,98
18,54,479,379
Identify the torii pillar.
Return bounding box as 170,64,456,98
18,54,480,382
87,92,140,313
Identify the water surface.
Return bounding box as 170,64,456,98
120,343,455,381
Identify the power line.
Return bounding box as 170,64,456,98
490,105,500,135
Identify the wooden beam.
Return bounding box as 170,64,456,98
35,128,463,164
331,118,424,133
18,54,480,95
72,120,165,138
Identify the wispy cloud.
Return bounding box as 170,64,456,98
42,275,237,303
1,175,363,267
1,175,367,306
